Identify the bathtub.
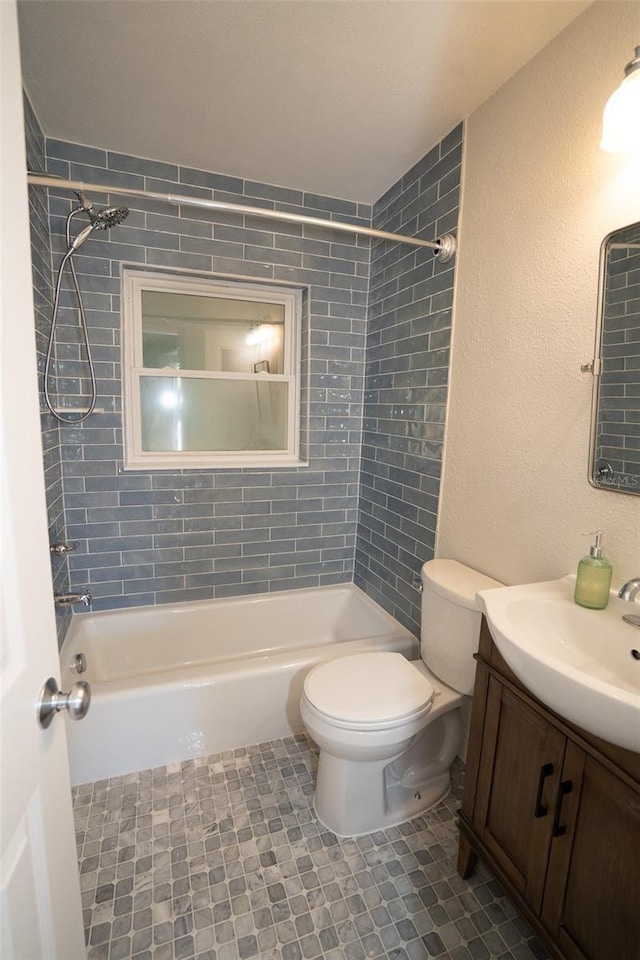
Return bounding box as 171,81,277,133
60,583,418,785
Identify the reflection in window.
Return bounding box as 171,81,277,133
140,291,286,374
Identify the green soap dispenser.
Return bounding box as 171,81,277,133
574,531,613,610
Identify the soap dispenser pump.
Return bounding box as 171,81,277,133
574,531,613,610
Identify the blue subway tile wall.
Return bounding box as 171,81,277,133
28,112,463,626
354,125,463,636
41,138,371,611
24,95,72,646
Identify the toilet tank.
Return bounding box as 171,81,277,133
420,559,502,695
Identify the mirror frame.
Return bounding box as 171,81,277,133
587,221,640,497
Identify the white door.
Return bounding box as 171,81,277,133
0,3,86,957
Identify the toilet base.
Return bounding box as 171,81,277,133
314,757,451,837
312,705,462,837
385,769,451,826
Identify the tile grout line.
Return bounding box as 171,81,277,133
73,736,549,960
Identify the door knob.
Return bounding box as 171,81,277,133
37,676,91,729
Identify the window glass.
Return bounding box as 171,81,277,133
141,291,285,374
139,376,288,452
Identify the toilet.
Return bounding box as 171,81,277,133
300,559,501,837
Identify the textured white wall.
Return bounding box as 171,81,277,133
438,1,640,587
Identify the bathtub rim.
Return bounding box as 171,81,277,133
59,581,417,684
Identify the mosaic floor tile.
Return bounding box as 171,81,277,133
72,737,550,960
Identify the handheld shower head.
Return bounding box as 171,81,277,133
47,195,130,425
69,221,99,251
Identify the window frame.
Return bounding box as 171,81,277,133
122,269,303,469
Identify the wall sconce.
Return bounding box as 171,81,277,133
601,46,640,152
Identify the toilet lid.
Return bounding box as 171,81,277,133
303,652,434,724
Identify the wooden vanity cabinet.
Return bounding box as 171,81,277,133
458,619,640,960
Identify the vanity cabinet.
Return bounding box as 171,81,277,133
458,620,640,960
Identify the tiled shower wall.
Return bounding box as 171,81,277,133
354,126,463,636
41,136,371,612
27,97,462,630
24,95,72,645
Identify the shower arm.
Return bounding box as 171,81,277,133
26,173,457,262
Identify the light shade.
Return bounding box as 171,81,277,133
601,47,640,153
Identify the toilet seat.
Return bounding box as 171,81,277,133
301,691,435,734
303,652,434,728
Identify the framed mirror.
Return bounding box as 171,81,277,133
588,221,640,495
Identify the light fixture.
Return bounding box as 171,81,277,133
601,46,640,152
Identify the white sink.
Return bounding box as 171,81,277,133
477,576,640,753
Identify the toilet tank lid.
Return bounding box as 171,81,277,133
421,559,503,610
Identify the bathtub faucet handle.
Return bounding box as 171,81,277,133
54,589,93,612
49,541,79,556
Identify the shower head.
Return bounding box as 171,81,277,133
68,195,129,250
92,205,129,230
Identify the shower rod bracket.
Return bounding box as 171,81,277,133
433,234,456,263
27,173,458,258
580,358,601,376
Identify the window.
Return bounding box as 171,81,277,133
122,270,304,469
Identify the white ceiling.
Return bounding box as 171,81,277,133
17,0,591,204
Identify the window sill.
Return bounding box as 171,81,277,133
122,454,309,471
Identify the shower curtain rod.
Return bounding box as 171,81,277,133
26,173,457,262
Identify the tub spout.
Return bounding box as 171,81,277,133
55,590,93,612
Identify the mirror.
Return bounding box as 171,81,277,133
588,221,640,495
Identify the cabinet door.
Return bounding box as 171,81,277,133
473,677,565,914
542,743,640,960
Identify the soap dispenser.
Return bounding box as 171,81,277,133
574,531,613,610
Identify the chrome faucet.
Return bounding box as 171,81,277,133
618,578,640,602
54,590,93,612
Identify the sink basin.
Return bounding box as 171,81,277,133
477,576,640,753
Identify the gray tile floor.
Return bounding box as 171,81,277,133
73,736,550,960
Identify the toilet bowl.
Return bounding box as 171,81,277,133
300,560,501,837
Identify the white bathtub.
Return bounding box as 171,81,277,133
60,583,418,785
